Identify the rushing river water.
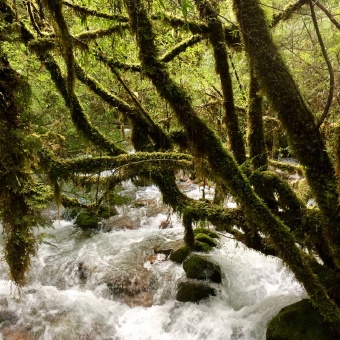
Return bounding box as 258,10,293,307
0,182,306,340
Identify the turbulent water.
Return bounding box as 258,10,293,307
0,183,306,340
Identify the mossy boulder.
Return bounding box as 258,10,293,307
194,227,219,239
97,204,118,219
266,299,336,340
75,212,99,230
183,254,222,283
154,239,184,257
169,245,191,263
193,241,212,253
195,233,217,247
176,280,216,303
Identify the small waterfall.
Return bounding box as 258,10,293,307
0,183,306,339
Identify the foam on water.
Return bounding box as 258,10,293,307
0,184,306,339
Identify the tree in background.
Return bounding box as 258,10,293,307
1,0,340,332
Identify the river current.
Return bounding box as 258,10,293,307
0,182,306,339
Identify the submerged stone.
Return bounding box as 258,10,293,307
183,254,222,283
266,299,336,340
176,280,216,303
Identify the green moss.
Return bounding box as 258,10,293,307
176,280,216,303
169,245,191,264
75,212,99,230
183,254,222,283
193,241,212,253
267,299,336,340
195,233,217,247
194,227,219,239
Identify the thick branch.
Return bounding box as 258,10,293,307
74,25,129,43
62,1,129,22
160,35,204,63
74,62,171,150
233,0,340,264
308,1,335,128
233,0,340,327
48,152,193,181
270,0,308,28
195,0,246,165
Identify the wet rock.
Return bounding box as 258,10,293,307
0,298,8,307
154,239,185,257
193,241,212,253
0,310,18,324
77,261,87,283
176,280,216,303
102,215,141,231
123,291,154,307
169,245,191,264
266,299,336,340
106,267,157,307
183,254,222,283
2,328,33,340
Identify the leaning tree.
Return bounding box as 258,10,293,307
1,0,340,333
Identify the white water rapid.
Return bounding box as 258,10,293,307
0,182,306,340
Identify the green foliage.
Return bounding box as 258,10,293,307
1,0,340,331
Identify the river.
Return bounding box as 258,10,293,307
0,182,306,339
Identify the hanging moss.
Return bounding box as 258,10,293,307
0,48,44,286
247,66,267,170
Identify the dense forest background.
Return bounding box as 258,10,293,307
1,0,340,333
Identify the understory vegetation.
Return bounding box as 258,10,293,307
1,0,340,333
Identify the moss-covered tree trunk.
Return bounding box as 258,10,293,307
0,46,37,286
195,0,246,165
123,0,340,331
232,0,340,268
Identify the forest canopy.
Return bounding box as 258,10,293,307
1,0,340,333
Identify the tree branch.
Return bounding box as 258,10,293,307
308,1,335,128
315,1,340,31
